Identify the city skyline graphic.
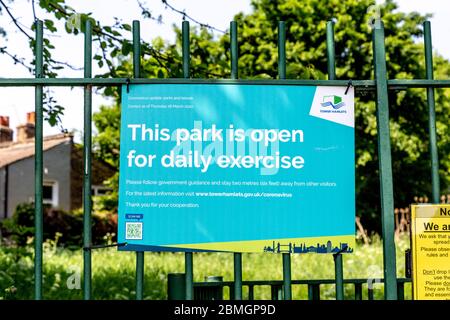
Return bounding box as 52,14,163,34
263,240,353,254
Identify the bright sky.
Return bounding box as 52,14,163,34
0,0,448,143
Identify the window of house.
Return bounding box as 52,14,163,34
42,181,58,207
91,185,112,196
43,185,52,200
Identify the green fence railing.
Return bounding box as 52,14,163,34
166,276,412,300
0,17,448,300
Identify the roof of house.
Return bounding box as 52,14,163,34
0,133,72,168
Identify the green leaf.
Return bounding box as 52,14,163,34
121,41,132,56
44,19,57,32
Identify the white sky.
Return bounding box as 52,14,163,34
0,0,448,143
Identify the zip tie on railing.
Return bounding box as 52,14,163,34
83,242,127,251
333,244,349,257
345,79,353,95
126,77,131,93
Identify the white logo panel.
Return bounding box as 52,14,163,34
309,86,354,128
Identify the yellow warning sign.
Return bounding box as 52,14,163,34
411,204,450,300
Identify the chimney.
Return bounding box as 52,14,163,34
0,116,13,143
16,112,36,143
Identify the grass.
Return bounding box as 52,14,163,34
0,234,412,300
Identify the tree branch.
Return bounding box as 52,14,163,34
50,58,83,71
45,1,173,66
0,46,33,72
0,0,33,40
160,0,226,34
137,1,163,24
95,37,115,76
32,0,37,21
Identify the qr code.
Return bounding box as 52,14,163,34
125,222,143,240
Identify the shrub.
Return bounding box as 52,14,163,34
44,208,83,247
0,203,35,246
1,203,117,248
0,234,412,300
92,210,117,244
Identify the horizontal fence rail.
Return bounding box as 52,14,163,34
0,78,449,88
0,16,447,301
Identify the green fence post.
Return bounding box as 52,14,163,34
326,20,345,301
132,20,145,300
354,283,362,300
397,281,405,300
278,20,292,301
34,19,44,301
168,273,186,300
326,21,336,80
185,253,193,300
423,21,440,203
248,285,254,300
368,287,374,300
182,20,190,79
278,21,286,80
372,19,398,300
181,20,194,301
333,254,344,299
282,254,292,300
230,21,238,79
271,285,283,300
83,19,93,300
233,253,242,300
230,20,243,301
307,284,320,300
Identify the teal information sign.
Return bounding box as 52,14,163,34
118,84,355,253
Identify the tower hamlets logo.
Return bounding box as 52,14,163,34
321,95,345,110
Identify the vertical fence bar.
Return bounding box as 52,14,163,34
354,283,362,300
372,19,398,300
307,284,320,300
135,252,144,300
278,20,292,301
248,285,254,300
233,253,242,300
230,21,238,79
368,287,374,300
185,253,193,300
133,20,141,79
83,19,93,300
230,20,243,300
270,285,283,300
333,254,344,299
34,19,44,301
423,21,440,204
182,20,194,301
326,20,345,301
282,254,291,300
182,21,190,79
133,20,145,300
278,21,286,79
397,281,405,300
307,284,313,300
326,21,336,80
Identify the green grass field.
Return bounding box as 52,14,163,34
0,234,412,300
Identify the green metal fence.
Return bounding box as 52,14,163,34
188,277,412,300
1,17,449,301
